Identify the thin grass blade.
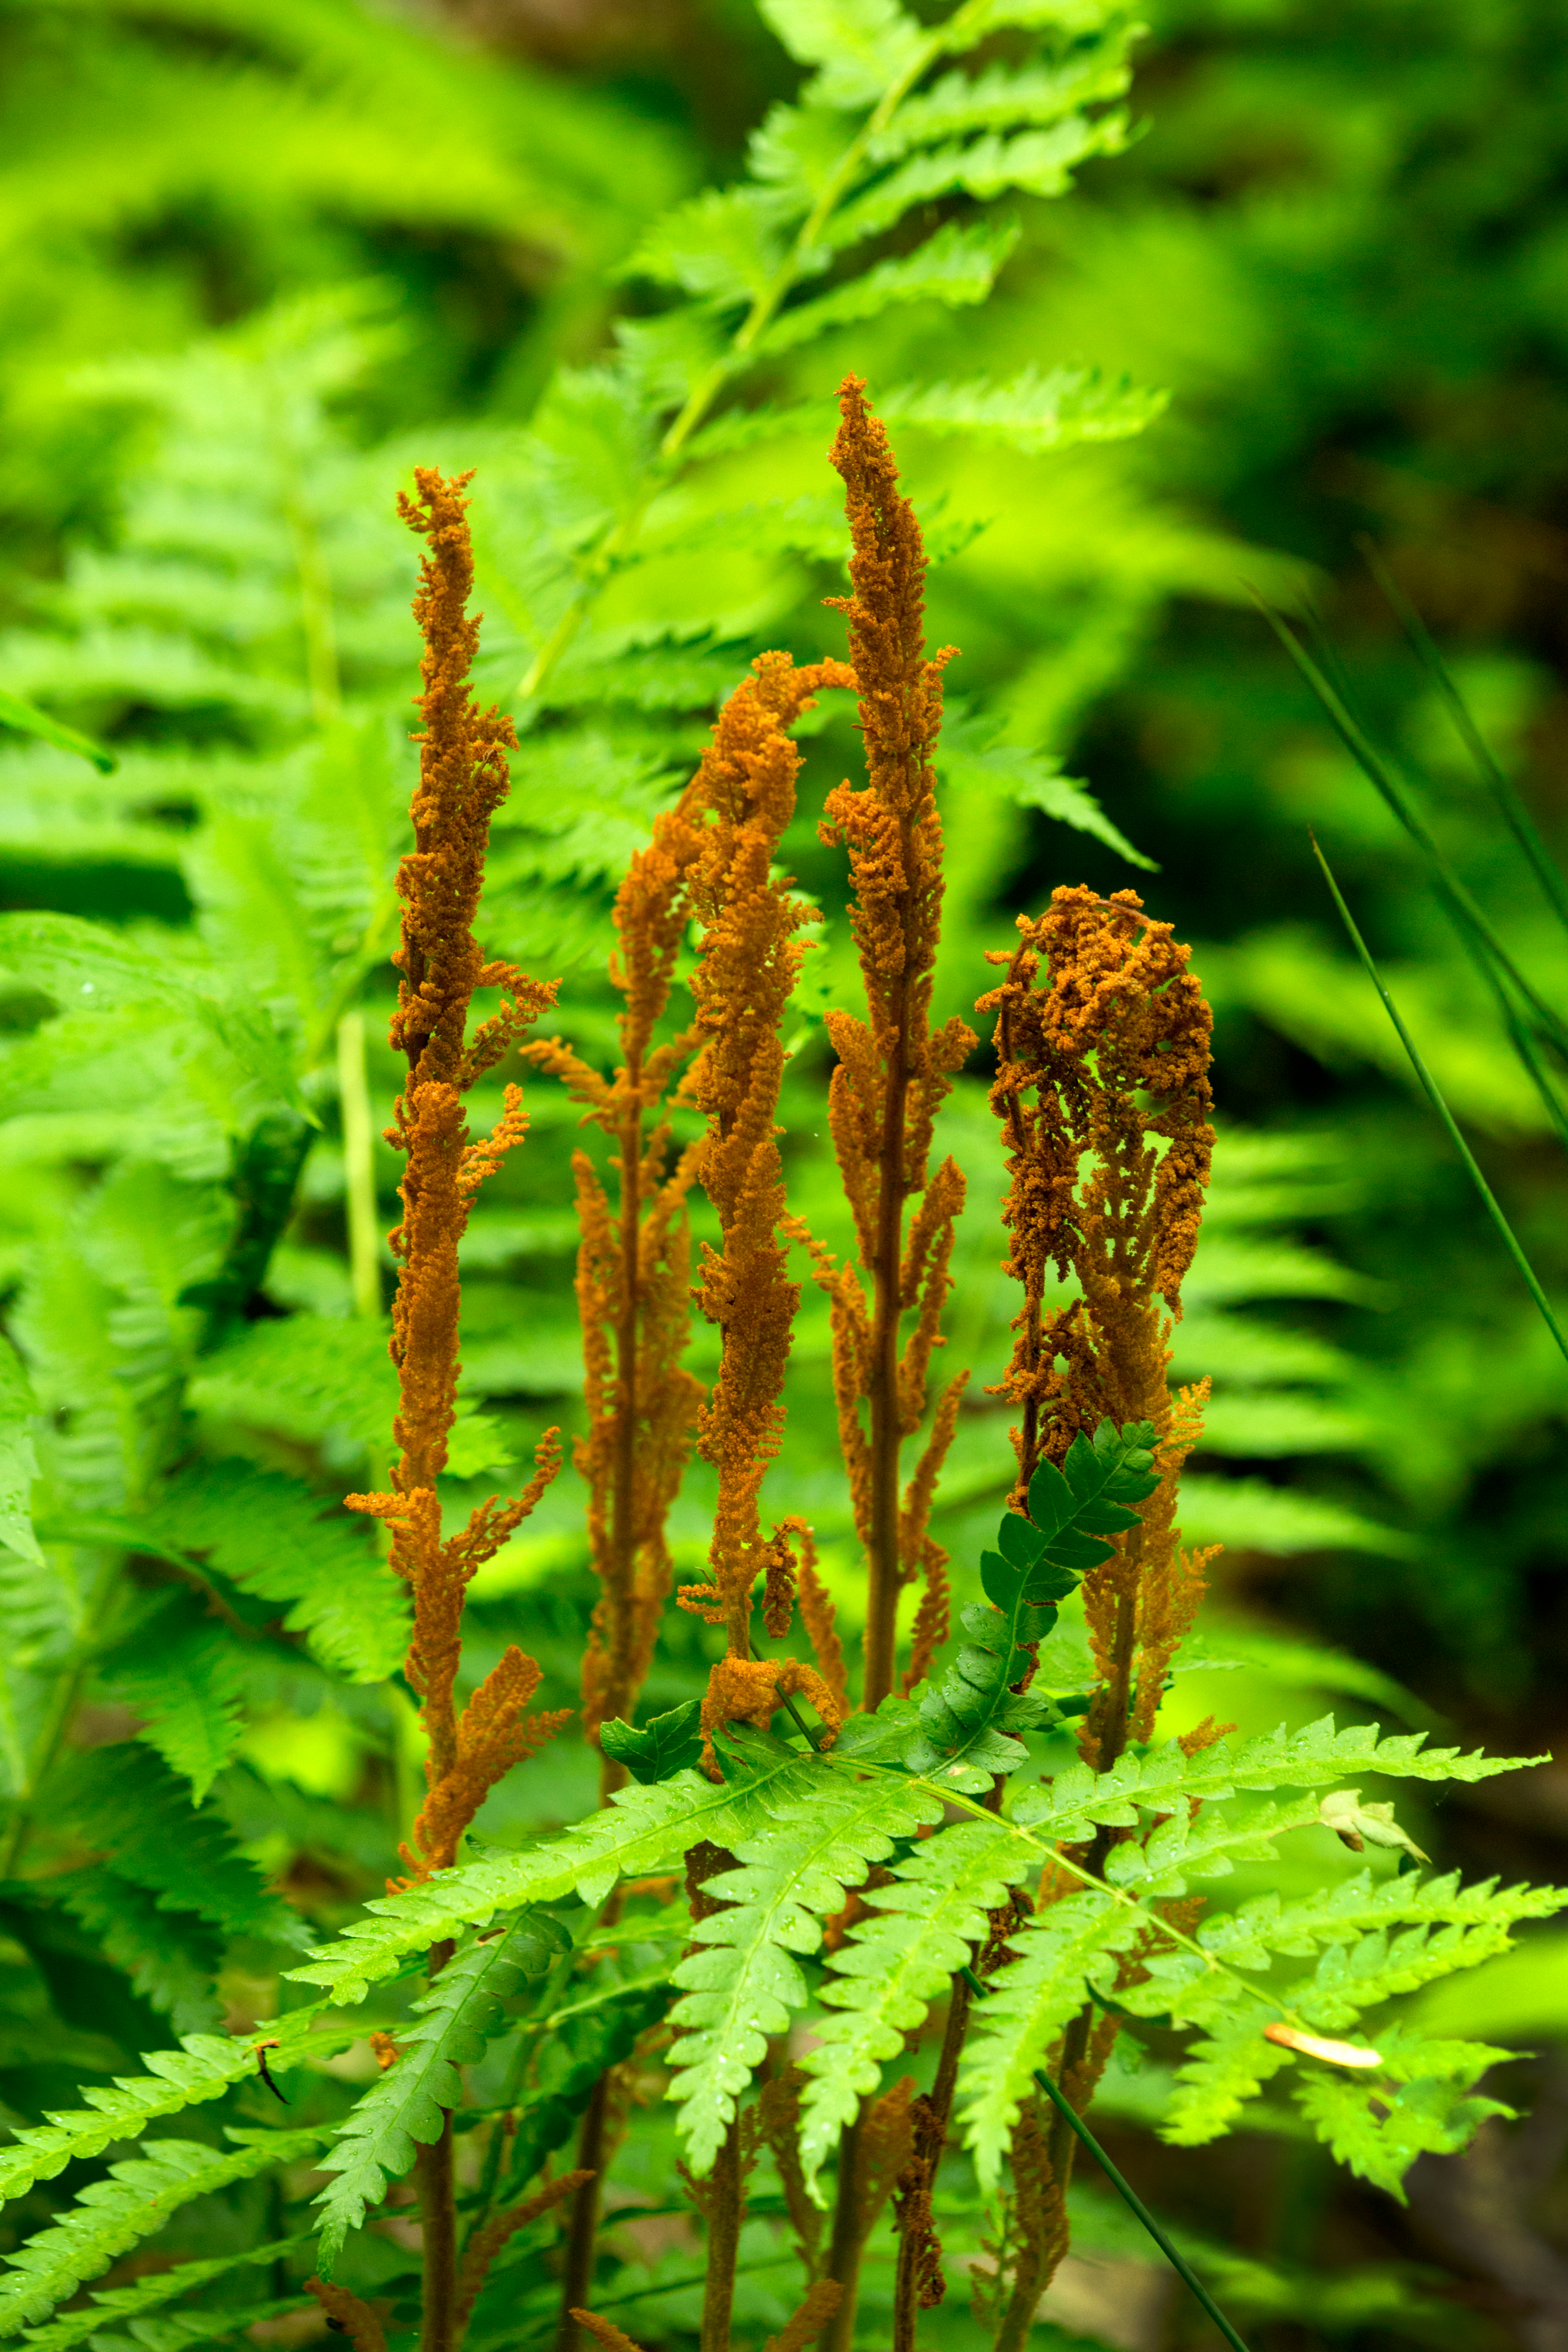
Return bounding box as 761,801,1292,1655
1250,591,1568,1066
1356,536,1568,940
1310,834,1568,1369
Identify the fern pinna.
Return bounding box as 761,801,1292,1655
0,3,1562,2349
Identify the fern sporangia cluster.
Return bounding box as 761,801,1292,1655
0,64,1564,2352
346,467,568,1888
791,379,978,1739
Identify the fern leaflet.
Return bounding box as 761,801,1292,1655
0,2010,356,2201
668,1750,941,2174
797,1816,1038,2191
0,2129,326,2334
314,1911,566,2269
957,1890,1143,2190
14,2244,308,2352
286,1747,817,2003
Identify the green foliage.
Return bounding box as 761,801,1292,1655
0,2008,358,2200
0,692,112,776
49,1746,303,1947
669,1762,941,2174
0,2128,327,2334
314,1911,566,2269
859,1421,1159,1791
0,0,1564,2340
14,2247,308,2352
797,1817,1039,2188
599,1700,705,1786
286,1754,815,2004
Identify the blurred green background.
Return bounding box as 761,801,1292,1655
3,0,1567,2342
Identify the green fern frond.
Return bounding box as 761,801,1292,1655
756,0,927,108
14,2244,308,2352
0,2129,326,2335
1196,1869,1567,1967
0,1342,41,1571
286,1747,816,2005
0,2009,356,2202
937,705,1155,867
50,1869,222,2034
852,1420,1159,1790
100,1593,248,1801
877,367,1166,454
957,1890,1143,2190
758,216,1021,355
0,688,115,774
822,115,1128,253
49,1746,302,1947
1102,1795,1327,1899
871,48,1133,154
186,1314,396,1458
1013,1717,1547,1847
314,1911,566,2270
668,1761,942,2175
134,1458,409,1681
797,1815,1039,2192
1290,2023,1518,2198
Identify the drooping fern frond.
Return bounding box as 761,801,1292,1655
14,2244,308,2352
667,1763,943,2175
314,1910,567,2269
0,2128,327,2335
796,1815,1040,2191
48,1746,303,1947
0,2009,357,2201
286,1746,821,2005
128,1457,409,1682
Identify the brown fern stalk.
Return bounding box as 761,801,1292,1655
343,468,567,2352
806,377,977,1719
527,778,710,1792
534,796,711,2352
677,653,852,1701
805,379,976,2352
972,885,1217,2352
662,650,854,2352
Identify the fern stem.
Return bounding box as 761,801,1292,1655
417,2114,459,2352
698,2121,746,2352
959,1967,1251,2352
337,1010,382,1322
863,949,913,1715
555,2077,612,2352
821,2114,869,2352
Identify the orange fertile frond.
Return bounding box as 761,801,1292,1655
521,741,715,1778
802,380,977,1712
570,2313,650,2352
683,653,852,1653
764,2281,844,2352
354,467,562,1880
978,883,1215,1774
698,1654,843,1773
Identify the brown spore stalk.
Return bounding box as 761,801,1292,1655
526,769,710,1792
967,884,1217,2351
677,651,853,1723
979,883,1216,1765
803,377,978,1716
345,467,567,1887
